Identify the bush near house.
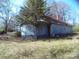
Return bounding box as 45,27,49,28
73,24,79,32
0,26,5,34
16,31,21,37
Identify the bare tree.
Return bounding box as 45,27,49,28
0,0,12,33
45,0,71,22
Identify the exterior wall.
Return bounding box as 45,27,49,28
37,23,49,38
16,23,73,39
21,24,37,39
50,24,73,37
16,23,49,39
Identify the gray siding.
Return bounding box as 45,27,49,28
21,24,37,39
19,23,73,39
50,24,73,37
37,24,49,38
20,24,49,39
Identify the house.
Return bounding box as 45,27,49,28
18,16,73,39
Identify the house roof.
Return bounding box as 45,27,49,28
22,16,72,27
40,16,73,27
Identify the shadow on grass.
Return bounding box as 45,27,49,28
0,33,78,42
36,33,78,41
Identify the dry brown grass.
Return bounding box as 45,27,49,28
0,39,79,59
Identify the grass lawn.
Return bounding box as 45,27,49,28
0,39,79,59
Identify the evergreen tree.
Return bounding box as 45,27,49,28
16,0,46,24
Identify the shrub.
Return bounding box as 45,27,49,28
73,24,79,32
16,32,21,37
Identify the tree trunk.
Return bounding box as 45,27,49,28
4,21,8,33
